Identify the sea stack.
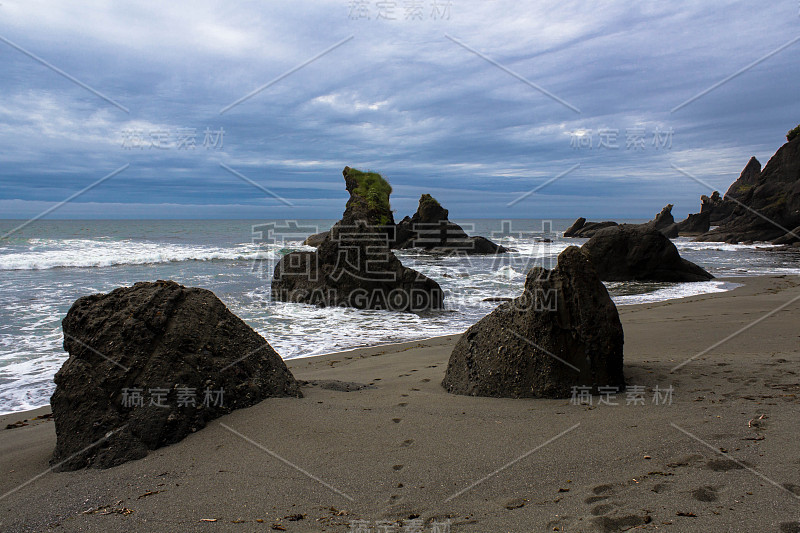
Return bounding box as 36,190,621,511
394,194,507,253
442,246,624,398
272,167,444,312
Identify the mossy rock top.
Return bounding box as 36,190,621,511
342,166,394,226
419,193,441,208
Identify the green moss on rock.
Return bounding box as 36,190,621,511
348,168,392,213
419,193,441,209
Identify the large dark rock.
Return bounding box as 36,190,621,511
648,204,676,232
394,194,507,254
724,156,762,203
272,168,444,312
697,138,800,243
582,225,713,282
563,217,587,237
563,218,618,238
302,230,329,247
773,225,800,245
442,247,624,398
51,281,301,471
675,210,711,236
700,191,734,225
564,205,676,239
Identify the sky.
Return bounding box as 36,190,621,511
1,0,799,220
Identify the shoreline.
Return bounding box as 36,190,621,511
2,274,800,531
0,274,777,421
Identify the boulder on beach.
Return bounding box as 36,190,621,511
581,225,713,282
50,281,302,471
394,194,507,254
442,246,624,398
272,168,444,312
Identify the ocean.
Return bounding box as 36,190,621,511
1,218,798,415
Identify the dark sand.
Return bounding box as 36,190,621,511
1,275,799,532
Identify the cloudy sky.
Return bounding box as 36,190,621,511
1,0,799,220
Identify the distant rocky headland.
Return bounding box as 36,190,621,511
693,133,800,244
565,128,800,247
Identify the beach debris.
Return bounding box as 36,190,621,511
200,518,217,522
443,247,625,398
83,502,133,516
271,524,286,530
50,280,302,471
5,420,27,429
137,490,162,499
676,511,697,517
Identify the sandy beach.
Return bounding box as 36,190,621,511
1,274,799,532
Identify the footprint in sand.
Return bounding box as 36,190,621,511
420,378,431,383
592,514,652,531
393,464,404,471
592,484,614,495
651,482,670,494
704,458,745,472
581,483,653,530
691,485,719,502
781,522,800,533
590,503,615,516
782,483,800,497
392,418,402,424
400,439,414,447
585,485,617,516
397,402,408,407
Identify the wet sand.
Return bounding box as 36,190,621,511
1,275,799,532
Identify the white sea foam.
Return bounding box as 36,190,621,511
0,239,273,270
611,281,741,306
673,239,781,252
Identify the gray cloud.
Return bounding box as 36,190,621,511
1,0,798,219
